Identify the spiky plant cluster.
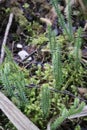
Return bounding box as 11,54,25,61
51,0,74,41
41,84,50,117
0,47,27,106
43,1,84,128
48,25,55,52
67,0,74,40
11,70,28,105
74,28,82,70
48,25,62,90
51,98,85,130
52,45,62,89
0,63,13,97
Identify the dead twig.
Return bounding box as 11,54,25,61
0,13,14,64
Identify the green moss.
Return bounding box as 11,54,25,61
11,7,28,27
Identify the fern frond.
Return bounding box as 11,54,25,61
51,98,85,130
0,47,27,106
51,0,73,41
67,0,74,41
48,26,62,90
52,44,62,90
69,98,85,116
74,28,82,70
51,0,68,34
41,84,50,117
13,71,28,104
48,25,55,53
51,116,65,130
4,46,13,62
0,63,13,97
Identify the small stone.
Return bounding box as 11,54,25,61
18,50,29,60
16,43,23,49
27,57,32,61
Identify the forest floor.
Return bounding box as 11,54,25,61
0,0,87,130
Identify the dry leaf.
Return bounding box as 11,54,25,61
40,17,52,26
78,87,87,95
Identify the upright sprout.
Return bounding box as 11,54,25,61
48,25,62,90
74,28,82,70
51,0,74,41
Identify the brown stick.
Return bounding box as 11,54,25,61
0,13,13,64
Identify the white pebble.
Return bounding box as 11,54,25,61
27,57,32,61
18,50,29,60
16,43,23,49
